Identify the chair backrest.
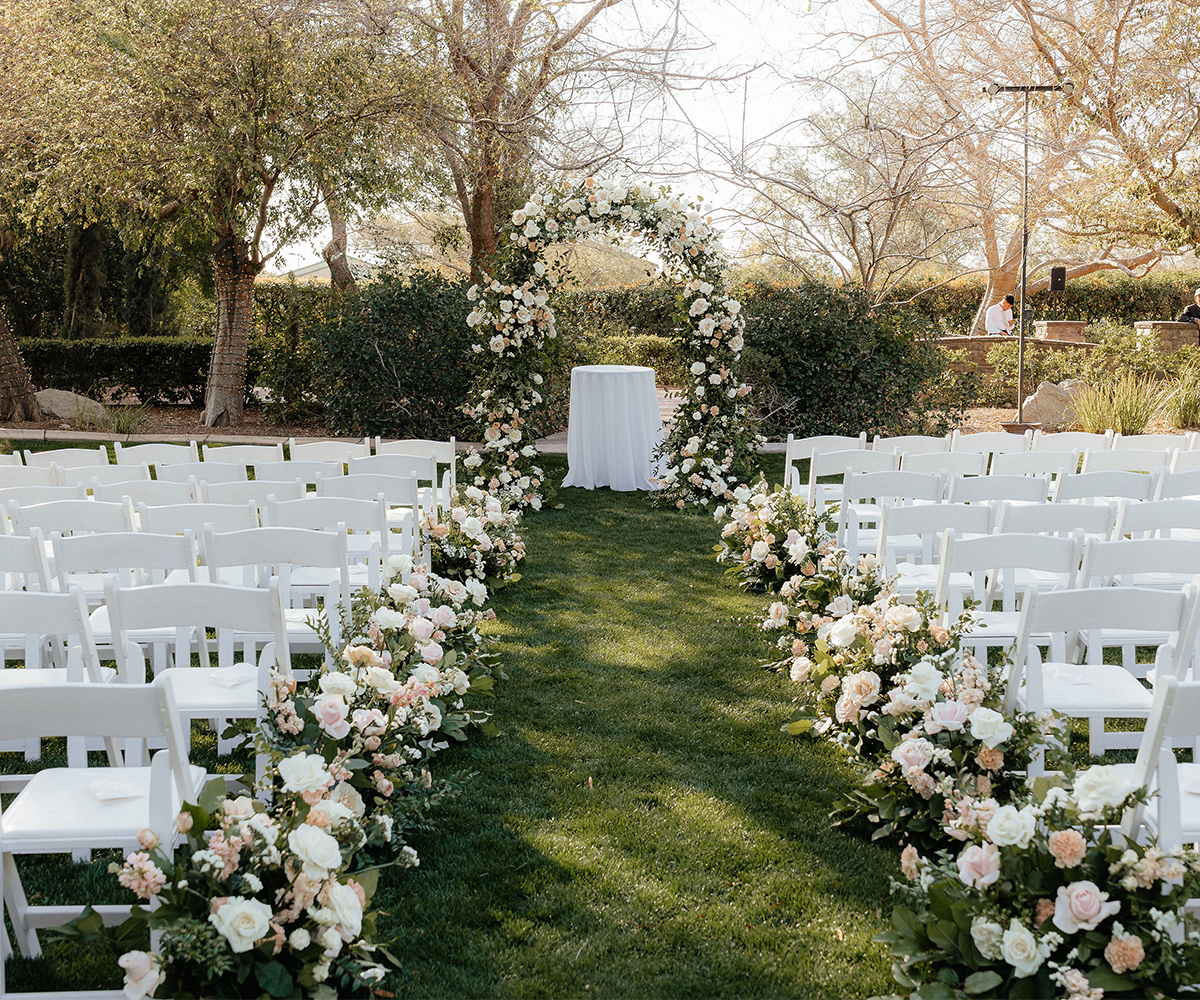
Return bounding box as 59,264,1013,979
1080,448,1174,474
0,674,191,800
784,433,866,490
254,460,343,485
809,447,898,481
289,437,371,462
106,579,291,676
0,465,63,488
1004,584,1200,713
995,500,1113,538
201,443,285,466
137,500,260,536
842,469,944,506
349,453,438,482
0,484,87,508
1154,468,1200,500
266,495,394,563
950,430,1030,454
157,461,247,484
201,479,306,506
900,451,987,478
53,530,199,590
57,463,151,489
1170,450,1200,474
1031,429,1112,452
947,473,1049,503
936,529,1081,614
1111,498,1200,539
1080,536,1200,587
0,586,106,675
874,502,992,573
9,499,132,536
1120,676,1200,840
23,445,109,469
1052,470,1157,504
1112,432,1194,451
0,452,22,467
96,477,200,506
990,450,1079,478
113,440,199,468
375,437,456,463
0,527,54,594
316,472,420,508
872,434,950,454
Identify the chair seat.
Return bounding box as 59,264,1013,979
162,665,259,714
0,666,116,685
1,763,206,847
1118,572,1196,589
1019,661,1156,713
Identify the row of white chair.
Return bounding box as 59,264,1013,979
788,429,1197,459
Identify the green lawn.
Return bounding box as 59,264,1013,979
4,452,902,997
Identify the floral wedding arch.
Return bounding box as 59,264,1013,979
462,177,761,509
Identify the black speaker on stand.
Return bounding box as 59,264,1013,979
1049,266,1067,321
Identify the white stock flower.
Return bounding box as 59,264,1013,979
209,897,273,954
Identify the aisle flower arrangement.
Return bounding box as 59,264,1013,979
463,177,760,509
881,770,1200,998
420,485,526,588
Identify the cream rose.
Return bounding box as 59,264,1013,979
118,951,165,1000
883,604,922,632
826,594,853,618
288,824,343,881
209,897,273,953
750,539,770,562
373,607,407,629
827,617,859,648
326,881,364,938
968,707,1014,749
986,804,1037,848
319,671,358,697
278,753,331,795
970,917,1004,960
363,666,402,695
1073,765,1140,814
1000,919,1043,978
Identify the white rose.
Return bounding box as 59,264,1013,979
904,659,943,702
326,881,364,938
690,361,706,375
118,951,165,1000
373,607,408,629
1000,919,1044,978
278,753,330,795
288,824,343,881
319,672,358,697
462,516,484,540
209,897,273,954
465,578,488,605
826,595,853,618
331,782,366,817
320,926,343,957
968,706,1015,749
309,798,355,827
411,664,439,685
827,617,860,648
363,666,402,695
986,804,1037,848
749,540,770,562
289,927,312,951
223,795,256,820
970,917,1004,960
1073,765,1140,814
883,604,923,632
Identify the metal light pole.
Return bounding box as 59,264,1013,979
983,79,1074,424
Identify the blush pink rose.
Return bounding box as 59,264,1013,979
312,695,351,739
956,842,1002,889
421,641,444,665
1053,881,1121,934
431,605,457,628
891,737,935,772
408,617,436,641
925,700,970,733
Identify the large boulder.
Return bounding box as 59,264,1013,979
1024,379,1088,431
35,388,104,422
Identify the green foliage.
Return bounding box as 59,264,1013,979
740,280,965,438
310,271,478,439
1166,371,1200,429
16,335,265,406
1072,373,1167,435
255,281,345,424
978,342,1088,407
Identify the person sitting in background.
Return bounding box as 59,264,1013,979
985,294,1015,335
1175,288,1200,339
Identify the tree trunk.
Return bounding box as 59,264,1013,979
62,223,108,339
204,235,260,427
320,183,357,293
467,139,499,282
0,308,43,421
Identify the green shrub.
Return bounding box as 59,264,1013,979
255,281,346,424
1072,373,1166,435
309,271,478,439
739,280,966,438
1165,374,1200,429
979,342,1089,406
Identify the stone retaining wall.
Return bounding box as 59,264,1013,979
937,335,1095,376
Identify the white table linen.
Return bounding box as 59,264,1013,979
562,365,663,491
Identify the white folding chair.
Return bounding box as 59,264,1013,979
1080,448,1174,474
1155,469,1200,501
950,429,1030,454
990,450,1080,479
899,450,987,479
97,477,201,507
108,579,291,756
349,454,442,509
0,485,87,510
265,495,395,583
9,499,132,541
201,442,285,467
793,448,899,505
995,501,1114,543
0,466,63,488
1119,676,1200,849
201,479,306,506
157,461,247,484
874,503,991,599
22,445,109,469
1003,584,1200,759
1112,498,1200,541
947,473,1050,504
838,469,944,561
1170,450,1200,474
57,462,151,490
113,440,199,469
783,433,866,494
255,460,344,488
1112,432,1195,452
374,437,458,495
315,472,428,555
1080,537,1200,591
872,433,950,455
289,436,371,462
935,530,1081,658
1031,429,1112,452
137,501,261,543
0,672,205,963
1053,471,1158,505
0,453,22,467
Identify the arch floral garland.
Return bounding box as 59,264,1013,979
462,177,761,509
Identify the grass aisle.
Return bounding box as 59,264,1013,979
377,458,898,999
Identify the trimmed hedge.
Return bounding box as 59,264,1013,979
16,336,266,406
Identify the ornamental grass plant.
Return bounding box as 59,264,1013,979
1070,373,1166,435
